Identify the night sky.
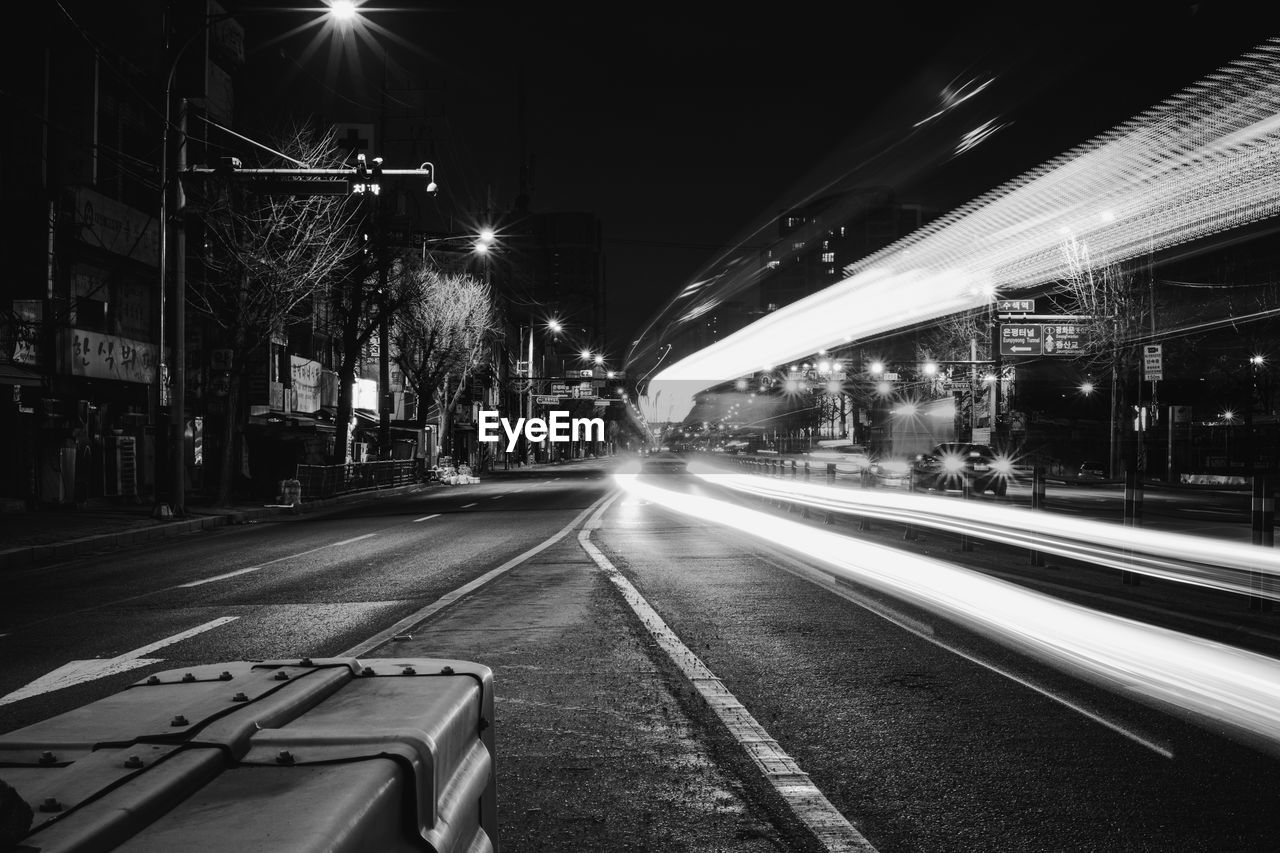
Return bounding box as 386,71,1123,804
237,1,1280,364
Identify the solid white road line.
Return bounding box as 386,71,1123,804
413,514,442,523
178,533,378,588
0,616,239,706
461,502,478,508
491,495,504,500
579,493,879,853
342,492,615,658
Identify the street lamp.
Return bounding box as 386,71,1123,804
156,2,359,517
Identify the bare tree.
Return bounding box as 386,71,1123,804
1053,236,1148,476
329,251,423,464
391,268,500,461
190,124,362,505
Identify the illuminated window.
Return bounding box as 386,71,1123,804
821,251,835,263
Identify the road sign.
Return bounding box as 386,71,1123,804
535,395,560,405
1000,322,1088,356
948,381,972,391
1143,344,1163,381
1041,323,1087,356
550,384,570,395
881,372,900,381
996,299,1036,314
574,387,595,398
1000,324,1043,356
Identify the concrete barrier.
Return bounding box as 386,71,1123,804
0,657,498,852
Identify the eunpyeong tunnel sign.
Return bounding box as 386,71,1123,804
999,322,1088,356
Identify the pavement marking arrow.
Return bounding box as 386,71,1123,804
178,532,378,588
0,616,239,707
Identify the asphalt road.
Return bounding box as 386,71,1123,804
0,468,610,733
4,456,1280,851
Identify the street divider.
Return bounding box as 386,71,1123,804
0,657,498,853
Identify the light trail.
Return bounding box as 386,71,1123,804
616,471,1280,758
685,461,1280,603
644,39,1280,423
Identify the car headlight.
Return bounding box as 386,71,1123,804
991,457,1014,475
942,455,965,474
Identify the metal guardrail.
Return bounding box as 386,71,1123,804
295,460,418,500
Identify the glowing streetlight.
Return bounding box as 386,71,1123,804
1251,354,1266,366
869,361,884,375
1080,381,1095,395
922,361,938,376
547,318,563,334
329,0,358,21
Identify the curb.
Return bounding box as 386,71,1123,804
0,483,430,573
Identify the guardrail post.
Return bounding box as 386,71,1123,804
790,459,798,478
904,469,918,540
804,461,811,480
1250,472,1274,612
823,463,837,523
1122,468,1142,585
1030,466,1045,566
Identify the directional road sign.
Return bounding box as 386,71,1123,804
1000,324,1043,355
535,395,560,405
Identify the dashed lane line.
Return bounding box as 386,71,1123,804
177,533,378,588
413,514,442,523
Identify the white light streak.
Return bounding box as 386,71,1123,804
618,471,1280,757
644,40,1280,423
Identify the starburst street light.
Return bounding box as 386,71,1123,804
329,0,357,21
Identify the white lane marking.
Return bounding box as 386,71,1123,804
342,492,615,658
491,495,504,500
413,514,442,523
0,617,239,706
579,494,878,853
178,533,378,588
461,502,478,509
756,552,1174,760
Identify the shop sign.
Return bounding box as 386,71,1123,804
290,355,322,414
68,329,160,384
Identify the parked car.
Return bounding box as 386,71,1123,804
913,442,1016,496
868,455,914,488
1078,459,1107,479
806,442,873,476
